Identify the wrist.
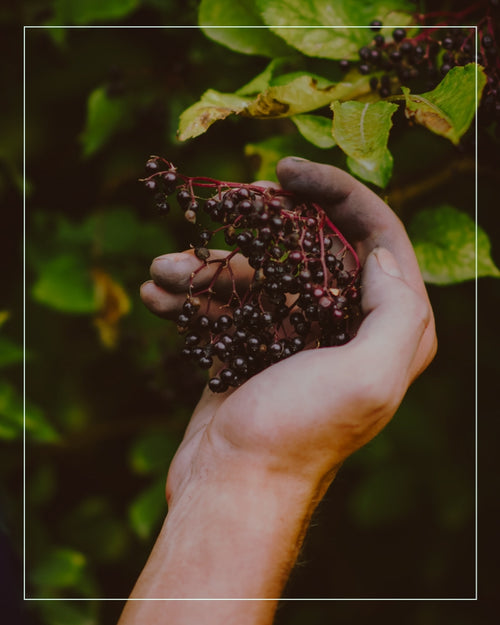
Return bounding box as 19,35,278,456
168,466,316,594
119,423,340,624
119,466,320,624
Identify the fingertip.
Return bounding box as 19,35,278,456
275,157,314,191
140,280,186,319
371,247,403,279
150,252,195,292
139,279,163,309
360,247,406,314
140,279,154,299
276,156,310,177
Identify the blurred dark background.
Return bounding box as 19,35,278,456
1,1,498,623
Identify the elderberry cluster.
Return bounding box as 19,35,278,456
141,157,362,393
341,4,500,126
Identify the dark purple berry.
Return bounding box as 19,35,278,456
483,34,493,48
146,158,159,171
208,377,227,393
199,355,213,369
392,28,406,42
359,46,371,61
442,36,454,50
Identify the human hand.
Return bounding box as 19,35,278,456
140,157,436,502
117,158,438,622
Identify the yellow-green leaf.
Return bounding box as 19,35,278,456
246,75,339,117
177,90,251,141
80,87,133,157
199,0,292,57
409,205,500,284
129,478,167,540
0,380,60,442
0,336,24,368
332,100,398,187
31,255,98,314
291,114,336,148
257,0,414,60
179,72,375,141
31,548,87,590
129,429,178,476
402,64,486,145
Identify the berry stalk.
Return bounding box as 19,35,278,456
141,157,362,392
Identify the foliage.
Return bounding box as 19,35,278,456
178,0,499,285
409,204,500,283
1,0,498,624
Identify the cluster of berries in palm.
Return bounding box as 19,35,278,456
142,157,362,392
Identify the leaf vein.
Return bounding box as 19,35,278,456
359,102,369,149
408,94,454,128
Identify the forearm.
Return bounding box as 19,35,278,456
118,463,321,625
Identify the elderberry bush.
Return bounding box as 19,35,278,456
142,157,362,393
340,5,500,125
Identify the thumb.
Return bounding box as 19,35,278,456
354,247,432,383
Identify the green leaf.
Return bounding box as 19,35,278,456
62,498,129,563
257,0,414,60
270,71,332,88
0,380,60,442
179,71,374,140
54,0,139,24
80,87,133,157
129,429,178,475
332,100,398,187
199,0,292,57
325,69,376,102
129,478,167,540
291,114,336,148
37,602,98,625
177,89,251,141
236,58,297,96
25,402,61,443
247,74,341,117
31,254,98,314
402,64,486,145
83,207,175,258
408,205,500,284
0,336,24,367
31,548,88,590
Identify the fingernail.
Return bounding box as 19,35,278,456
289,156,310,162
153,253,187,271
374,247,402,279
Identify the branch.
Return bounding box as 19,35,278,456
388,157,478,213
